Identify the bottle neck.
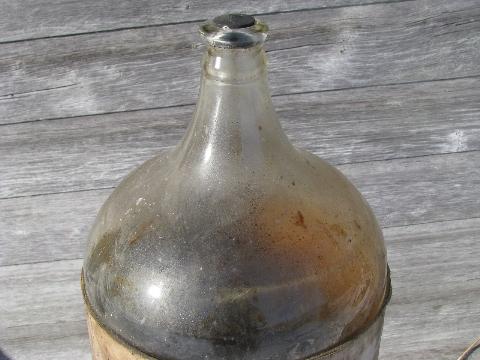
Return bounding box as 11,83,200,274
174,45,292,171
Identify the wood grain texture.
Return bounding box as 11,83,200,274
0,259,89,360
1,76,480,199
1,217,479,359
1,0,479,125
1,151,479,267
1,0,480,359
0,0,410,43
380,218,480,360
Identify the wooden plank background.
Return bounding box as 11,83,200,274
1,0,479,359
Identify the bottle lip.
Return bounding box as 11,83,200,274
199,13,268,49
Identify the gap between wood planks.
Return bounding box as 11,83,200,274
0,147,478,202
0,0,415,46
1,72,479,128
1,213,478,269
5,150,478,267
1,0,478,126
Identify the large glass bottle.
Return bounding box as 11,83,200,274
82,13,391,360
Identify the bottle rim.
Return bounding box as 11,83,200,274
199,13,268,49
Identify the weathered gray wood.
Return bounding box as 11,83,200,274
0,0,409,43
380,218,480,359
1,151,479,267
342,151,480,228
0,188,109,267
1,0,479,125
1,329,90,360
2,0,480,359
2,76,480,199
2,217,479,359
0,259,89,360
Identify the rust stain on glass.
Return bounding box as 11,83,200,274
82,13,391,360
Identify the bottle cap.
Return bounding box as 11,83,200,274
199,13,268,49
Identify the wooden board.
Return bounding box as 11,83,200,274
1,218,479,359
1,76,480,199
1,0,480,359
0,0,410,43
2,151,479,266
1,0,479,125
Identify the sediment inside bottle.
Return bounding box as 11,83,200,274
185,192,386,348
86,188,386,358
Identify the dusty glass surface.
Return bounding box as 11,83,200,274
83,14,390,360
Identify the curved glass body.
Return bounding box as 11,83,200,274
83,14,390,360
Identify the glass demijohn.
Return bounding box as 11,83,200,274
82,13,391,360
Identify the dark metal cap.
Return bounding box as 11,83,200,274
199,13,268,49
213,14,256,29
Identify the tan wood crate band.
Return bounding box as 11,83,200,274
82,272,155,359
87,310,154,360
82,270,391,359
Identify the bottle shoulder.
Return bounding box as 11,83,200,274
83,148,388,359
